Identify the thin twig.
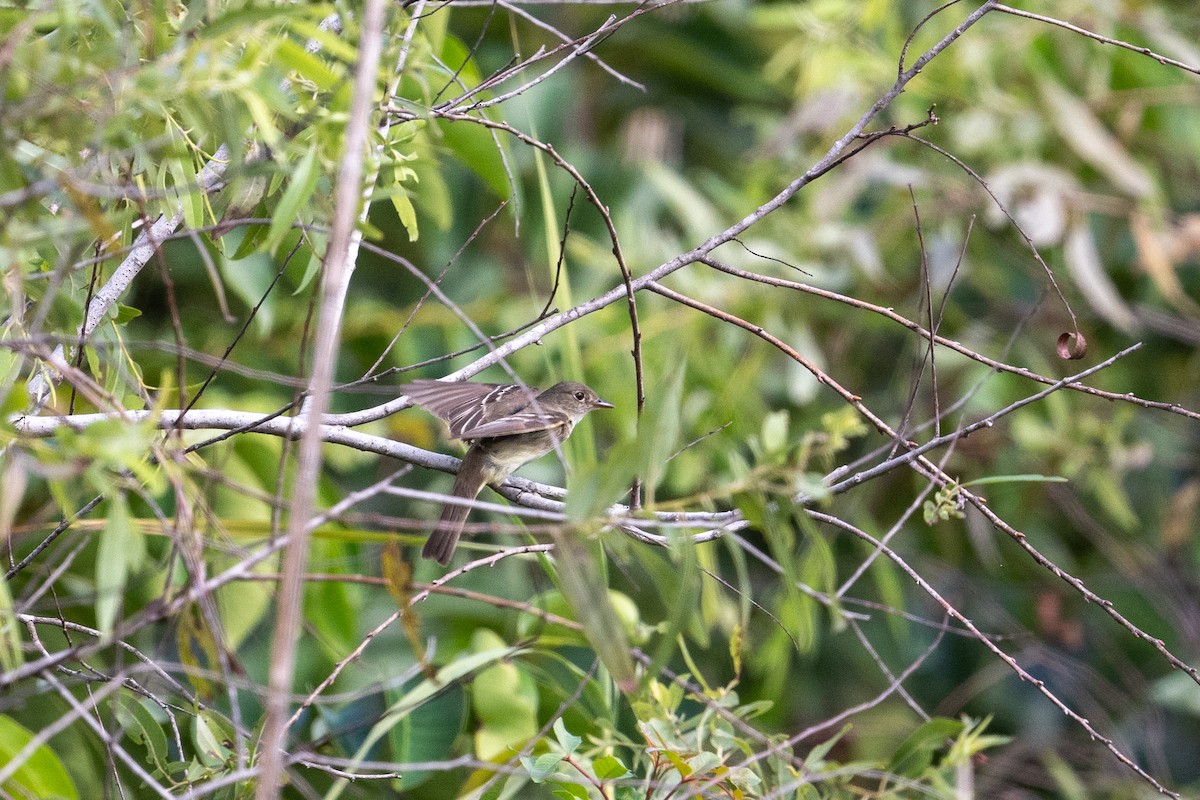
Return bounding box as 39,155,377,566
994,3,1200,76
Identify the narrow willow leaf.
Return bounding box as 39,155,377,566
274,37,341,90
548,530,637,694
962,473,1069,487
887,717,965,777
389,185,419,242
0,573,21,671
264,146,319,253
95,492,140,638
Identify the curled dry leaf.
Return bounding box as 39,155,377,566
1056,331,1088,360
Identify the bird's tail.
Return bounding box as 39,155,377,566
423,504,469,565
422,449,487,565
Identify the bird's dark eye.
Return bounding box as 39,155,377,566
575,391,586,401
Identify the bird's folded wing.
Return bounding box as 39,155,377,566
399,380,542,438
456,409,570,438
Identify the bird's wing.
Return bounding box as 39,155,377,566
399,380,542,438
455,408,571,438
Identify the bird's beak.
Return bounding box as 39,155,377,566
595,397,615,409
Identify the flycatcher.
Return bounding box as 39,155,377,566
398,379,614,564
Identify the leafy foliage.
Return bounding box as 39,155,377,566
2,1,1200,798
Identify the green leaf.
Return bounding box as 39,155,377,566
551,782,589,800
375,166,422,244
639,362,685,502
286,16,359,65
441,118,512,198
408,138,453,230
760,410,789,455
962,473,1069,487
55,416,162,492
387,683,464,792
116,694,170,772
547,531,637,694
177,605,223,697
1041,750,1089,800
887,717,964,777
819,406,869,454
192,4,312,43
434,33,513,200
802,724,850,769
264,146,319,254
218,247,276,332
193,709,236,769
112,304,142,324
552,718,581,755
170,156,202,230
592,755,630,780
274,37,342,90
516,589,643,647
0,715,79,799
291,231,325,294
798,514,841,630
663,749,692,778
521,753,564,783
302,538,357,655
240,88,283,149
390,188,419,242
564,437,640,522
515,590,586,645
639,535,700,688
479,780,505,800
95,492,141,637
230,216,271,259
0,572,21,671
870,557,907,642
754,501,817,652
687,751,722,777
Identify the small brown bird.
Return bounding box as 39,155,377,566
398,379,614,564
